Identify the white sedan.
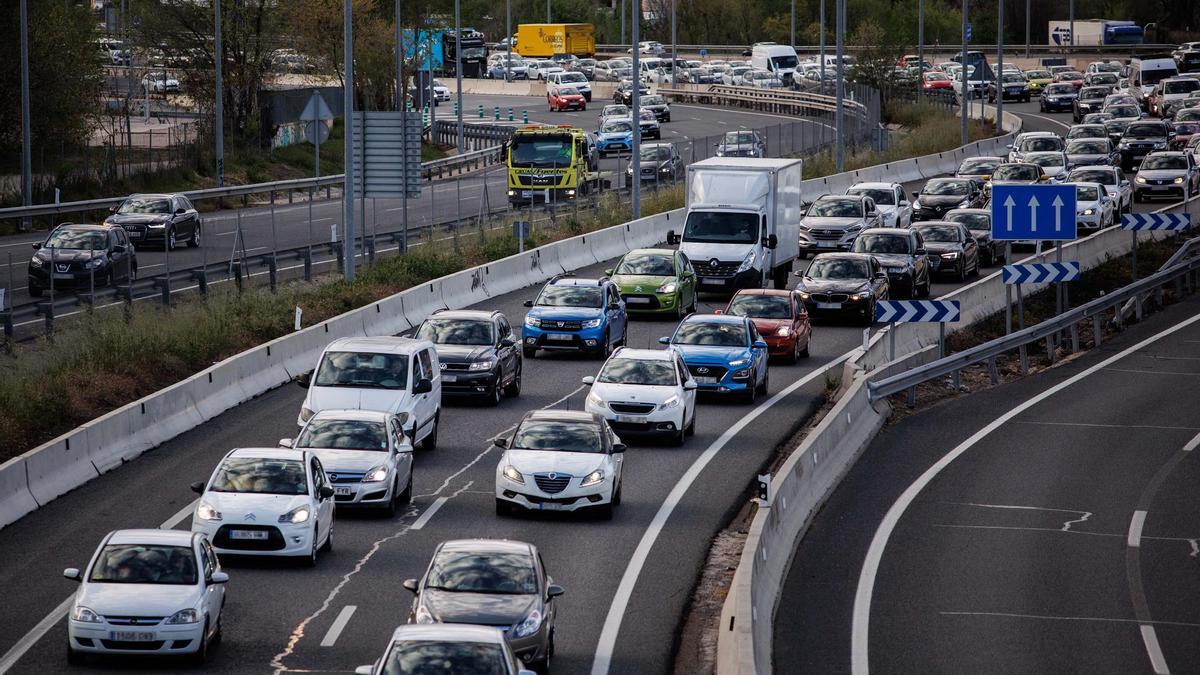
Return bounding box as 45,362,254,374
64,529,228,664
283,409,415,516
847,182,914,228
1072,181,1116,231
582,347,697,446
191,448,336,566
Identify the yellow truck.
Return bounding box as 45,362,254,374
516,23,595,59
505,124,602,205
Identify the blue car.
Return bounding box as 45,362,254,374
659,314,769,403
596,118,637,157
522,276,628,358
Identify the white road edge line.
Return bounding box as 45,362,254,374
850,310,1200,675
1140,624,1171,675
1182,432,1200,452
319,605,357,647
0,498,199,673
590,349,856,675
411,497,447,530
1127,510,1147,548
1018,111,1072,131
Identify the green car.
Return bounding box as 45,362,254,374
605,248,697,317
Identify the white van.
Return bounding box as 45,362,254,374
1127,58,1179,108
546,71,592,100
751,44,800,83
297,337,442,449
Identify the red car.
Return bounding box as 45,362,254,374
548,86,586,112
922,72,953,91
717,289,812,364
1054,71,1085,88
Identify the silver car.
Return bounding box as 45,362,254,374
1133,151,1200,201
356,624,536,675
404,539,564,672
799,194,883,255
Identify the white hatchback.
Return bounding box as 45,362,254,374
64,529,228,664
582,347,697,446
191,448,336,565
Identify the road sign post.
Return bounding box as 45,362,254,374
1121,213,1191,282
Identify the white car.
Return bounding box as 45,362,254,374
1066,165,1133,214
64,530,228,664
1025,151,1070,181
582,348,697,446
296,337,441,452
528,59,563,81
847,182,913,228
494,410,625,519
190,448,336,565
283,409,415,516
1007,131,1063,163
355,625,537,675
1071,181,1116,232
432,80,451,102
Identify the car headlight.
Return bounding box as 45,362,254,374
586,391,605,408
84,257,108,269
776,326,791,336
299,407,315,422
166,609,200,625
736,251,756,273
196,502,222,521
732,368,751,378
657,281,677,294
512,609,544,638
524,315,540,327
1082,208,1095,215
468,358,496,372
279,506,311,524
1154,142,1167,149
1135,176,1147,183
941,252,960,259
728,357,750,367
503,465,525,484
958,199,970,208
72,606,103,623
364,465,389,483
851,292,871,301
1173,176,1184,184
581,469,605,487
414,606,435,624
29,256,42,268
148,222,166,229
660,395,681,410
912,199,923,209
582,318,603,328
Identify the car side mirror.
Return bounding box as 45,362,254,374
30,242,41,250
296,372,311,388
899,200,909,206
658,336,671,345
752,340,768,349
911,191,920,199
713,309,723,315
915,247,927,255
112,244,126,254
874,272,888,280
355,667,375,675
63,568,81,581
612,443,627,453
319,485,335,499
683,380,698,390
868,210,879,217
493,437,508,448
278,438,294,449
174,208,186,216
547,584,565,599
604,268,614,276
413,378,433,394
402,578,419,593
209,571,230,584
500,336,517,347
765,234,779,249
666,229,680,245
523,299,534,307
608,301,621,310
581,376,595,385
190,481,206,494
108,205,118,213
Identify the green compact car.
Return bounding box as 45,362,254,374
605,248,697,317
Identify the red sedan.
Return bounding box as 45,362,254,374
718,289,812,364
1054,71,1085,88
922,72,953,91
548,86,587,112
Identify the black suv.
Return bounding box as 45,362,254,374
28,223,137,297
103,193,202,250
415,309,522,406
639,94,672,122
1118,121,1172,170
1073,86,1111,123
613,79,649,105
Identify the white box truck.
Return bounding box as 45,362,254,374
667,157,803,291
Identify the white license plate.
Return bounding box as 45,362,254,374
229,529,268,540
109,631,156,642
52,273,75,280
128,232,143,239
887,267,904,273
816,241,839,248
520,190,534,198
537,501,564,511
441,374,457,382
614,414,646,424
546,333,573,341
816,302,842,310
334,486,353,496
700,277,725,285
695,376,718,385
625,297,651,304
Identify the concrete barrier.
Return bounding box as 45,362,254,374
440,267,493,309
400,281,447,329
23,430,98,506
364,293,413,338
555,231,603,271
0,457,38,530
85,378,205,474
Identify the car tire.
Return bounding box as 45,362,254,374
399,472,413,506
495,499,512,517
671,423,686,446
419,413,439,451
597,501,615,520
523,346,536,359
190,620,210,665
303,529,319,567
29,285,43,298
320,520,333,552
600,329,613,358
383,479,398,517
167,228,177,251
685,410,696,437
189,225,202,248
785,338,800,365
756,367,769,396
772,266,789,290
957,261,967,282
66,639,85,665
504,364,522,397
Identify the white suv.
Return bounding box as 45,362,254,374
582,348,697,446
847,182,913,228
546,71,592,101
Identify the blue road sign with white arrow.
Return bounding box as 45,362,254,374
875,300,961,323
990,184,1077,241
1001,261,1081,284
1120,213,1191,231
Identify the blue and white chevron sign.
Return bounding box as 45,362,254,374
1121,213,1191,231
874,300,961,323
1001,261,1081,284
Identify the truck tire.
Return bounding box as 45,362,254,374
772,265,790,290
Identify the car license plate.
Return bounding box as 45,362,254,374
229,529,268,540
520,190,534,198
110,631,156,642
816,302,842,310
625,296,651,304
694,376,718,385
816,240,838,248
614,414,645,424
887,267,904,273
537,501,563,511
334,486,353,496
53,273,74,280
700,277,725,285
128,231,143,239
441,374,457,382
546,333,573,341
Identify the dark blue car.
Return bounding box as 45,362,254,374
522,276,628,358
659,314,769,403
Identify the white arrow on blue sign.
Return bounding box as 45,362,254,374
875,300,961,323
1001,261,1081,284
1120,213,1191,231
990,184,1077,241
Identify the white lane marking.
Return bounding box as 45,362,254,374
954,502,1092,531
590,349,855,675
1183,432,1200,453
411,497,447,530
1018,421,1200,431
851,310,1200,675
319,605,357,647
1141,624,1171,675
1128,510,1148,548
0,497,198,673
1018,111,1072,131
941,610,1200,628
1104,367,1196,376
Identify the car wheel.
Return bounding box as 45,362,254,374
487,374,503,406
597,501,615,520
785,337,800,365
29,285,43,298
676,296,689,319
190,619,210,665
303,529,318,567
756,366,769,395
320,520,333,552
167,228,177,251
601,329,613,358
685,409,696,436
382,478,398,517
188,225,202,248
495,499,512,517
419,413,439,451
671,422,686,446
504,363,522,397
523,345,536,359
66,639,85,665
957,261,967,282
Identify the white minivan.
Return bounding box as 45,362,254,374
751,44,800,84
1127,58,1179,108
297,337,442,450
546,71,592,101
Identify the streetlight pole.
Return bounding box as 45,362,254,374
835,0,844,171
961,0,969,147
1024,0,1030,58
819,0,826,84
996,0,1004,134
671,0,677,85
620,0,625,46
214,0,225,188
631,0,640,219
19,0,32,230
918,0,924,99
455,0,463,153
343,0,356,281
395,0,402,110
505,0,512,81
790,0,795,52
1069,0,1075,51
546,0,551,24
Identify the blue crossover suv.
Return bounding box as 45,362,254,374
659,314,769,403
523,276,628,358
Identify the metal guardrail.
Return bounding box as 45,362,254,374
596,43,1179,57
657,84,870,120
867,242,1200,403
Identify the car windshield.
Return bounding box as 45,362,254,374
771,54,799,69
1178,110,1200,121
382,640,509,675
994,165,1040,181
88,544,198,585
639,146,671,161
1080,88,1108,100
417,319,495,346
510,136,573,168
1076,185,1101,201
44,229,106,250
1142,68,1178,86
810,198,863,217
296,419,388,451
925,73,949,82
959,158,1000,174
1141,155,1187,170
853,234,911,254
848,187,894,205
602,120,633,133
425,550,538,594
806,258,869,280
1046,85,1075,95
918,226,961,242
598,357,677,385
1083,113,1113,123
1126,124,1166,138
560,73,585,82
208,457,308,495
1020,137,1063,152
682,211,760,244
726,294,792,319
924,180,970,195
1070,169,1115,185
1094,63,1121,73
1105,121,1131,135
1059,72,1083,80
642,96,665,105
672,321,748,347
314,351,409,389
723,131,758,145
1164,80,1200,95
117,197,171,214
1176,122,1200,134
558,87,579,96
1068,126,1107,139
1027,70,1051,79
1002,74,1024,84
1090,74,1117,84
947,212,990,231
1068,140,1109,154
536,286,603,308
615,253,674,276
511,419,603,453
603,105,628,116
1028,154,1064,168
1107,105,1139,118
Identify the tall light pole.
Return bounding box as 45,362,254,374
19,0,32,229
996,0,1004,134
960,0,969,147
455,0,463,153
819,0,826,85
1024,0,1030,58
834,0,844,172
214,0,225,188
505,0,512,81
395,0,402,109
917,0,924,99
546,0,551,23
790,0,795,52
620,0,625,45
671,0,677,85
631,0,641,220
343,0,356,281
1068,0,1075,51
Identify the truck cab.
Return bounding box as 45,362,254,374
505,125,596,205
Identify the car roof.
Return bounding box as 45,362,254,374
387,624,507,644
1143,151,1187,158
609,347,674,361
731,288,794,298
325,336,426,354
915,221,962,229
227,447,308,462
549,277,607,287
107,529,197,546
624,248,674,256
849,182,900,190
521,409,602,424
128,193,177,199
427,309,499,322
438,539,534,556
682,313,747,326
961,155,1003,162
309,409,393,423
53,223,116,232
812,252,875,262
1071,165,1117,172
945,208,989,216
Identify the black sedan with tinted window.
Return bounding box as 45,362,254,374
911,177,984,221
915,221,979,281
795,253,890,326
945,208,1004,266
850,228,930,299
28,223,137,297
103,193,201,250
415,310,522,406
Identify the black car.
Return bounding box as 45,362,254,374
911,177,984,221
988,72,1030,103
944,208,1005,266
103,193,201,250
1065,138,1119,167
795,253,890,326
715,130,766,158
850,228,931,299
613,79,649,105
1039,83,1079,113
915,221,980,281
571,58,597,79
1073,86,1112,123
28,223,137,297
415,310,522,406
1118,121,1172,170
639,94,671,122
